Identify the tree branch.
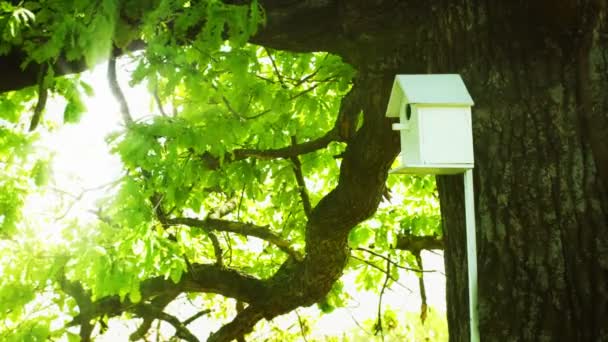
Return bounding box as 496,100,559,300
233,129,339,160
207,306,265,342
153,85,168,117
235,301,247,342
356,247,435,273
132,303,199,342
183,309,212,326
394,233,443,254
290,136,312,218
349,255,402,285
58,274,94,342
66,263,267,330
107,54,133,126
414,252,428,323
28,63,48,132
166,217,302,261
208,231,224,266
374,258,391,341
197,128,340,171
264,47,286,88
129,295,176,341
295,309,309,342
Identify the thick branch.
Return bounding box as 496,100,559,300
133,303,199,342
233,129,339,160
394,234,443,254
207,306,265,342
199,128,339,170
0,1,342,94
129,295,176,341
67,263,267,328
28,63,48,132
249,1,342,53
58,275,94,342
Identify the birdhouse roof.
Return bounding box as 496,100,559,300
386,74,474,117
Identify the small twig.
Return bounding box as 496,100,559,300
295,309,309,342
208,231,223,266
166,217,302,261
292,66,322,87
221,95,245,121
288,81,322,101
237,185,246,221
289,136,312,218
243,108,271,120
53,179,124,221
224,231,233,266
374,259,391,341
264,47,286,88
108,55,134,125
356,247,435,273
347,308,373,336
153,85,168,117
183,309,212,326
349,255,404,288
415,252,428,323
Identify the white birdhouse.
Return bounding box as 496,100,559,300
386,74,475,174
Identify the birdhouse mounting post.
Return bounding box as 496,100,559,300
386,74,479,342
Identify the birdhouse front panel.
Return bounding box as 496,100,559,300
417,106,474,165
386,74,475,175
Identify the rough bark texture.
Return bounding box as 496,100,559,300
2,1,608,341
430,1,608,341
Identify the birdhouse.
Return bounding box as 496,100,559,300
386,74,475,174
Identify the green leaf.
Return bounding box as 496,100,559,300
348,226,374,248
170,266,182,284
79,80,95,97
31,159,50,186
129,285,142,303
63,97,86,124
66,331,80,342
317,299,335,314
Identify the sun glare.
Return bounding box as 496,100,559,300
22,61,147,245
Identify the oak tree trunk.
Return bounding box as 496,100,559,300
431,1,608,341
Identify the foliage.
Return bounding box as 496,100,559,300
0,1,444,340
346,307,448,341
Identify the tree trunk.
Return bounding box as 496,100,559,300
433,1,608,341
257,1,608,340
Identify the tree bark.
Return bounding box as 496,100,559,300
429,1,608,341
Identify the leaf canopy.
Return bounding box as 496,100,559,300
0,1,443,340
